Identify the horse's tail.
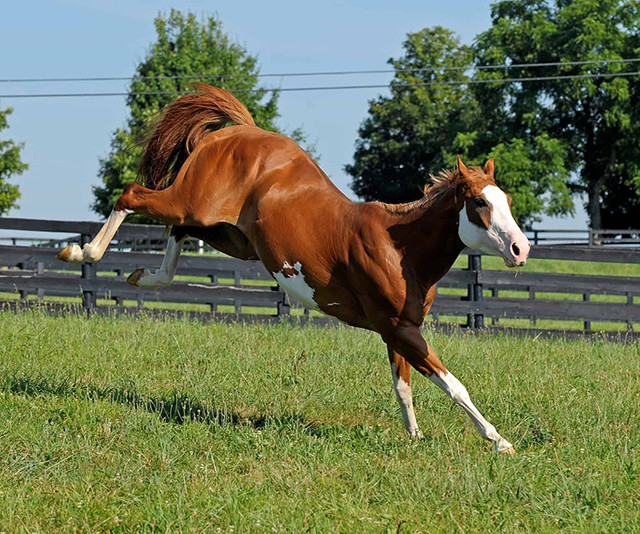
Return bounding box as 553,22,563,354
137,84,256,190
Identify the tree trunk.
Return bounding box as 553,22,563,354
587,177,604,230
586,146,616,230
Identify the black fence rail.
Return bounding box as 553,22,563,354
0,218,639,337
3,217,639,249
526,228,640,246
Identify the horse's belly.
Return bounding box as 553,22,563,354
272,261,319,311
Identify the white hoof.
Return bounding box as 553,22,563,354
127,268,150,286
495,438,515,455
56,244,83,263
127,268,170,287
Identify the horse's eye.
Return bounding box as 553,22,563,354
473,197,488,208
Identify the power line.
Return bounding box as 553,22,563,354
1,70,639,99
1,57,640,84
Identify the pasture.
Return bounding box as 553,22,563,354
0,311,638,532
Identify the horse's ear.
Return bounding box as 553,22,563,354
457,155,470,177
483,158,494,177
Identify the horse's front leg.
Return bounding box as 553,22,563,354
386,321,514,454
388,349,423,438
127,229,187,287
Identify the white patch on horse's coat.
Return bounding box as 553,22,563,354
429,370,513,453
273,261,319,310
326,302,341,306
458,203,492,252
390,362,422,438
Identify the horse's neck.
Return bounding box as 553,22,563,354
390,187,465,287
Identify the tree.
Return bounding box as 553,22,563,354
346,27,476,205
473,0,640,229
0,107,28,215
93,10,314,221
345,27,572,226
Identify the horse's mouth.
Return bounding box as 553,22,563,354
504,258,526,268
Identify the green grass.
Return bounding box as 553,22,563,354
454,254,640,277
0,311,638,532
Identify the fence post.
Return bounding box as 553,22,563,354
80,233,96,313
276,286,291,320
467,253,484,329
36,262,45,302
17,262,27,300
583,293,591,331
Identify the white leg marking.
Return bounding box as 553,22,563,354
390,362,423,438
429,370,513,453
127,233,186,287
57,209,133,263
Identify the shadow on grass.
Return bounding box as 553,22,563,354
2,372,312,430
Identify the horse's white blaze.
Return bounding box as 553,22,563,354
273,261,319,310
458,185,529,266
483,185,523,243
429,370,513,452
130,234,186,287
390,362,422,438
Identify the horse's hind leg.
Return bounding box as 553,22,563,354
127,227,187,287
57,183,187,264
57,208,133,263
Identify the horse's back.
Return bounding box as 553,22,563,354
170,125,339,225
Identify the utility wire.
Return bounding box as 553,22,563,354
1,57,640,84
1,70,638,99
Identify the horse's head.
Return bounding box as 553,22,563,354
456,156,530,267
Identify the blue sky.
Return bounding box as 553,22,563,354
0,0,586,228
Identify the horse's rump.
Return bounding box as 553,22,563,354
138,84,256,191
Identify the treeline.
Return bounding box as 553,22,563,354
2,2,639,229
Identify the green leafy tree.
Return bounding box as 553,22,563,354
0,107,28,215
346,27,571,226
473,0,640,229
346,27,476,205
93,10,314,222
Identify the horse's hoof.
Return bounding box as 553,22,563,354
56,244,83,263
500,446,516,456
127,268,146,286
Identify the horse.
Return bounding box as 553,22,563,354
57,84,530,453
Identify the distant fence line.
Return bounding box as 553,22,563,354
0,217,639,340
1,218,639,249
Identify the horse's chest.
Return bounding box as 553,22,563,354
272,261,319,311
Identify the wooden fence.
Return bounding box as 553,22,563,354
0,217,639,338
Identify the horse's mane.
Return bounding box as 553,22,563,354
376,168,461,214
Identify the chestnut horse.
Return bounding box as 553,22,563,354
58,85,530,453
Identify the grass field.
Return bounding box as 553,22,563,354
0,311,638,532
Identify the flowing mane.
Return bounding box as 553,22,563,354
375,168,461,215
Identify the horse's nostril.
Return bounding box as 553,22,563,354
511,242,520,257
